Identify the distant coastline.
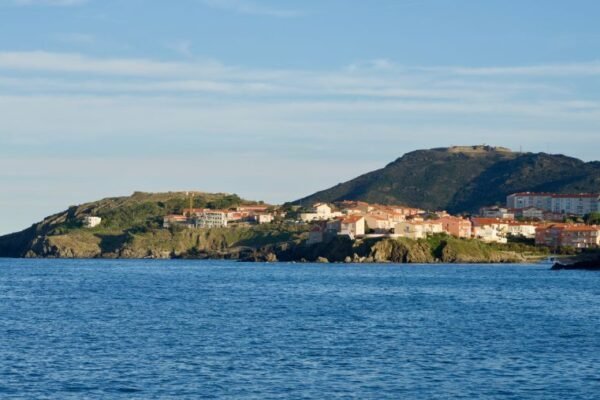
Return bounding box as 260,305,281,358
1,146,598,264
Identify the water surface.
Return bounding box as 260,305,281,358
1,259,599,399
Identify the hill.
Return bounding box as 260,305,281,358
0,191,305,258
294,145,600,212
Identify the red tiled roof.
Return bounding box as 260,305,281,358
471,217,508,225
341,215,364,224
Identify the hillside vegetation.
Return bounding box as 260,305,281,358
295,145,600,212
0,191,292,258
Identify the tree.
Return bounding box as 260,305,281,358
585,212,600,225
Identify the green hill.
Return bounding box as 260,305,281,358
294,145,600,212
0,191,303,258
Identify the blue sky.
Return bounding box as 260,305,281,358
1,0,599,234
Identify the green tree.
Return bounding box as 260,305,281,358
585,212,600,225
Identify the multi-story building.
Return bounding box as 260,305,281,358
471,218,509,243
364,215,394,233
507,192,599,216
394,221,443,240
507,192,553,210
437,216,472,238
550,194,599,216
195,211,228,228
506,221,538,239
535,224,600,249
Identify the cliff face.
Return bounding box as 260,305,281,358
250,234,541,264
295,146,600,213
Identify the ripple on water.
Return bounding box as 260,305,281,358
0,259,599,399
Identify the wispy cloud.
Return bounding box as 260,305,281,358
1,51,599,169
0,51,228,77
2,48,599,234
198,0,302,17
434,62,600,77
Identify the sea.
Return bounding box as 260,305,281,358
0,259,599,399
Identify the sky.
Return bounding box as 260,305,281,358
1,0,599,234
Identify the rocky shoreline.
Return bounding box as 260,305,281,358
551,254,600,270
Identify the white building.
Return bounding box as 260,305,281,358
480,207,515,220
550,194,599,216
195,211,228,228
471,218,508,243
507,192,599,216
300,203,342,222
364,215,394,232
394,221,443,240
507,193,553,211
518,207,545,220
506,222,537,239
326,215,365,239
473,225,507,244
255,214,274,224
83,216,102,228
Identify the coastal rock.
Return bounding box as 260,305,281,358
552,257,600,270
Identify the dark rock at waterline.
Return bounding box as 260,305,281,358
552,258,600,270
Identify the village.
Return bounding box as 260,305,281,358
137,192,600,251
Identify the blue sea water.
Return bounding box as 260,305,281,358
0,259,599,399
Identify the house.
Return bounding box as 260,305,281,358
226,211,245,221
314,203,332,216
471,218,508,243
506,221,537,239
300,203,342,222
389,206,423,216
327,215,365,238
480,206,515,220
437,216,472,238
535,224,600,249
337,201,371,214
255,214,274,224
340,215,365,237
83,216,102,228
364,215,394,233
394,221,443,239
395,221,426,239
